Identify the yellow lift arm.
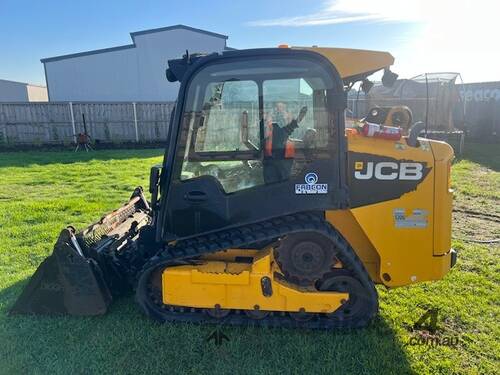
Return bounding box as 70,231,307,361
293,46,395,82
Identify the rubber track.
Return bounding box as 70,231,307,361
136,213,378,329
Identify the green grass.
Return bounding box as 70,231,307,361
0,144,498,375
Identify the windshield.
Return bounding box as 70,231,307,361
173,56,339,193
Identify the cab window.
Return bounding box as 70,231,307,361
176,57,336,193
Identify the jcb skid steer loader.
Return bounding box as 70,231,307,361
11,47,456,329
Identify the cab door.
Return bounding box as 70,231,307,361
159,51,347,240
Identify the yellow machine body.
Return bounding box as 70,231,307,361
293,46,395,81
161,134,454,310
328,133,454,287
162,249,348,313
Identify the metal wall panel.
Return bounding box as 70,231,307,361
459,82,500,137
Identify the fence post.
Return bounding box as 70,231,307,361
0,123,6,144
132,102,139,143
69,102,76,144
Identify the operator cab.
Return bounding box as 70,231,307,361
157,49,348,240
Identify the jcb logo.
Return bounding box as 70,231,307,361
354,161,424,181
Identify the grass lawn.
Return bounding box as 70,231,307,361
0,144,498,374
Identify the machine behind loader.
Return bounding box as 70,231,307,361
11,46,456,329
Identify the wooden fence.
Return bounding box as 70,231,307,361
0,102,175,145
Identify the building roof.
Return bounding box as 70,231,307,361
0,78,46,88
130,24,227,41
41,24,228,63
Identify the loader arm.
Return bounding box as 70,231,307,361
293,46,395,84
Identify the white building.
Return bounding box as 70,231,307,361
42,25,231,102
0,79,48,102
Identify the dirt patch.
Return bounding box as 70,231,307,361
453,208,500,242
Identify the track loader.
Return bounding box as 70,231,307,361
11,46,456,329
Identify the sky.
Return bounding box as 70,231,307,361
1,0,498,86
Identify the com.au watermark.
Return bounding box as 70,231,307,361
406,308,460,348
407,334,459,347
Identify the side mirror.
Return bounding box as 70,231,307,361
149,165,161,208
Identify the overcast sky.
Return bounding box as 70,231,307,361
1,0,498,85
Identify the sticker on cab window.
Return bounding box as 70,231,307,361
295,173,328,195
